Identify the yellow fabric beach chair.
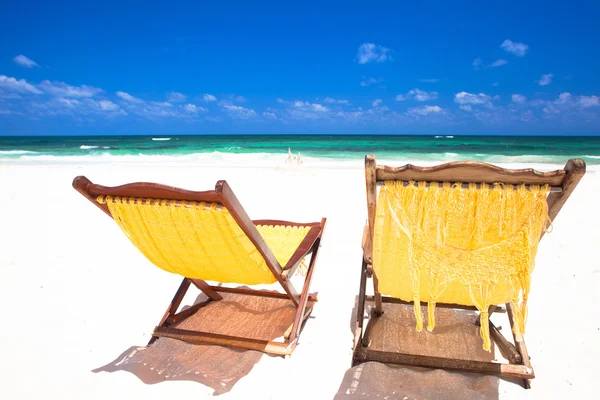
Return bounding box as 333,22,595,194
73,176,326,356
353,155,585,387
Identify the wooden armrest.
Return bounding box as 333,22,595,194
362,224,373,264
281,225,323,280
252,219,322,228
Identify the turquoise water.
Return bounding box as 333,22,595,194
1,135,599,164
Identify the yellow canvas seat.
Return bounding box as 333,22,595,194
98,195,311,284
372,181,549,349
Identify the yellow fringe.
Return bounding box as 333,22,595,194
372,181,550,351
98,195,311,284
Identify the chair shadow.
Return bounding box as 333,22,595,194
93,288,297,395
333,296,500,399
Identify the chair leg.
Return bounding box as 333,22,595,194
288,238,321,341
507,303,534,389
372,272,384,316
148,277,192,345
357,259,368,331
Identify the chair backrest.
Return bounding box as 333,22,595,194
364,155,586,250
73,176,285,285
363,155,586,346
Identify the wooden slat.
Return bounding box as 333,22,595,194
190,278,223,301
361,224,373,264
289,224,325,340
72,176,223,218
375,160,567,186
353,349,535,380
365,155,377,263
474,309,522,364
284,307,313,339
356,259,369,331
166,299,212,325
507,302,534,388
545,158,586,231
377,181,563,192
252,219,322,228
361,308,379,347
153,327,292,356
216,180,300,306
489,321,522,364
281,225,323,280
209,285,318,302
148,277,192,345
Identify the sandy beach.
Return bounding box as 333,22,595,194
1,158,598,399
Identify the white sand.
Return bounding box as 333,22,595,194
0,158,598,399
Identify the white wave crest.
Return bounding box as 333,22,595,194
152,138,172,141
0,150,36,155
80,145,98,150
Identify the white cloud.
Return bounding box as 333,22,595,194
129,101,203,119
263,111,277,120
323,97,350,105
454,91,493,107
372,99,383,107
360,76,384,87
472,58,483,70
419,78,439,83
580,96,600,108
182,103,206,113
203,94,217,102
184,104,196,113
292,101,329,112
13,54,40,68
501,40,529,57
223,104,256,118
460,105,473,112
31,97,127,117
555,92,572,104
0,75,42,94
537,73,553,86
489,59,508,68
408,105,443,116
357,43,392,64
166,91,187,102
39,80,102,97
512,94,527,104
116,91,144,103
278,100,334,120
396,88,438,102
99,100,119,111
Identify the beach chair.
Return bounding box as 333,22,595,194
73,176,326,356
353,155,585,388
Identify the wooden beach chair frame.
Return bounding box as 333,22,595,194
353,155,586,388
73,176,326,356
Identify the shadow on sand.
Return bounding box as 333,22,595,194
93,290,297,395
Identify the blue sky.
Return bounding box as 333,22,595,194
1,0,599,135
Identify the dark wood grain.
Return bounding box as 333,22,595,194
375,160,568,186
215,180,300,306
353,348,535,379
545,158,586,229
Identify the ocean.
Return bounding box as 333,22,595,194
1,135,600,166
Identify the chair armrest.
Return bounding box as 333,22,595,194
281,224,324,280
362,224,373,264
